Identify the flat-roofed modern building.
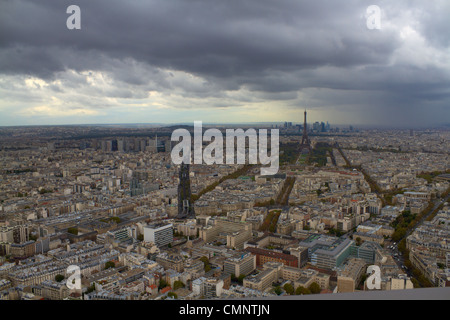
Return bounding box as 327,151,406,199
337,258,367,293
107,227,133,243
299,235,354,270
243,267,278,292
198,217,252,249
349,241,384,264
143,222,173,247
223,252,256,277
245,247,299,268
10,240,36,259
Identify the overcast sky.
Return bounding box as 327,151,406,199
0,0,449,127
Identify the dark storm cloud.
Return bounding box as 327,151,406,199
0,0,449,126
0,0,399,79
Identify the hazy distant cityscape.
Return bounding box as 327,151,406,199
0,119,448,300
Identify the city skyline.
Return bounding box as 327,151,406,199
0,0,449,305
1,0,450,127
0,123,448,302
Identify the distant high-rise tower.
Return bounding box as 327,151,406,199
177,163,195,219
300,110,312,153
165,139,172,153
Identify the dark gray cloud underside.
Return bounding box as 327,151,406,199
0,0,449,126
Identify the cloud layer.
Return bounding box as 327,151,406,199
0,0,449,126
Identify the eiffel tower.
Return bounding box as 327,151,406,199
300,110,311,153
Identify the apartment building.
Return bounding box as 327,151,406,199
300,235,354,270
337,258,367,293
144,222,173,248
245,247,299,268
243,268,277,292
223,252,256,277
155,252,184,272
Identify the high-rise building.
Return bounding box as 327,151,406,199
13,225,30,244
177,163,195,219
140,139,147,152
313,121,320,131
111,139,118,152
133,138,141,152
223,252,256,277
117,139,124,152
204,278,224,299
165,139,172,153
106,140,113,152
143,222,173,247
320,122,326,132
148,135,161,153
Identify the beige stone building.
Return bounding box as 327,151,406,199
223,252,256,277
337,258,367,293
199,218,252,249
243,268,278,292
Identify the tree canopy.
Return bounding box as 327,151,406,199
295,286,311,295
55,274,64,282
308,282,321,294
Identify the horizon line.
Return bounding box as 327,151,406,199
0,121,449,130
